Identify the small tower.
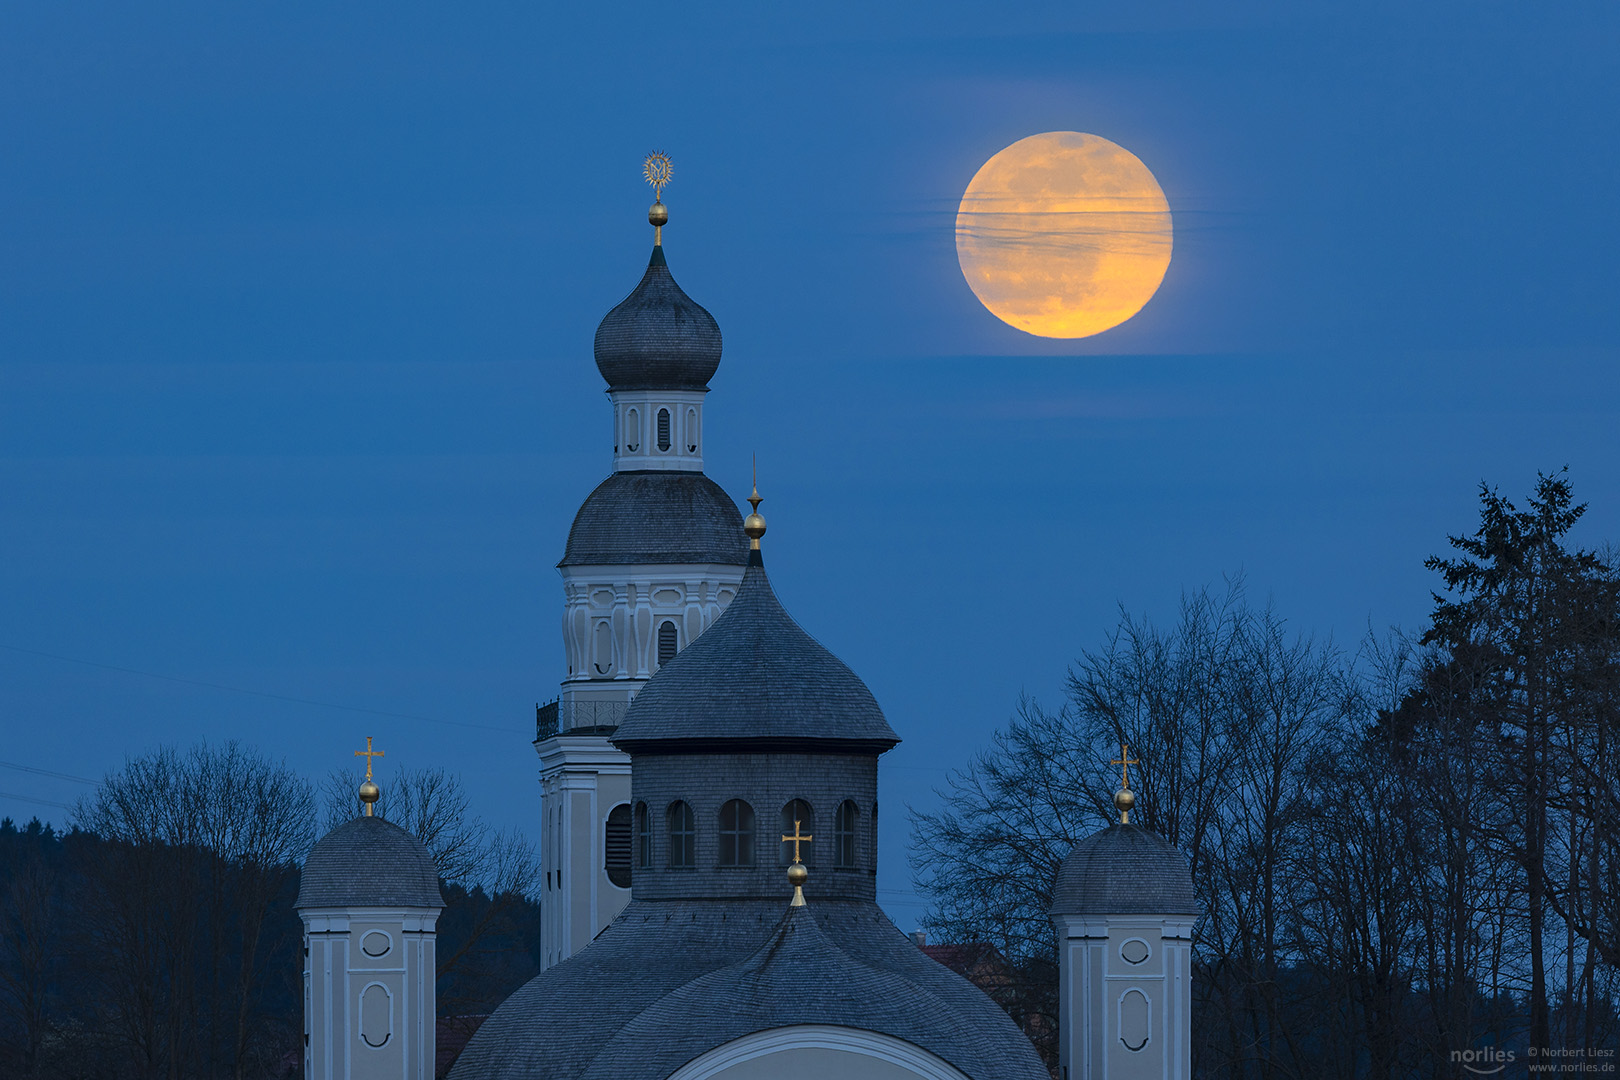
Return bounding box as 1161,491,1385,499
538,154,748,969
297,739,445,1080
1050,747,1199,1080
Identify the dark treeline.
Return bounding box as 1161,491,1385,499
912,472,1620,1076
0,745,540,1080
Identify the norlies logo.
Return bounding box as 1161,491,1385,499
1454,1047,1517,1075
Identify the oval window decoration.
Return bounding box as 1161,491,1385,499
1120,938,1150,965
361,931,392,958
1118,988,1151,1052
360,983,393,1048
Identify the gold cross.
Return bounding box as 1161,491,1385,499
781,819,813,864
1112,742,1140,792
354,736,384,780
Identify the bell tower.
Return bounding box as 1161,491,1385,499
297,747,443,1080
1049,750,1199,1080
536,155,748,969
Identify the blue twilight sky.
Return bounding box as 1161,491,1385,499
2,2,1617,928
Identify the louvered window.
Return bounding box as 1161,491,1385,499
658,621,678,667
668,801,695,869
605,804,632,888
624,407,639,453
779,800,815,866
719,799,755,867
835,800,859,868
656,408,671,451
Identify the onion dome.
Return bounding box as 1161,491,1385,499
295,816,443,910
558,471,747,567
593,247,722,392
1049,824,1199,916
612,550,899,750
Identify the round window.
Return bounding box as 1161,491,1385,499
1120,938,1150,965
361,931,391,958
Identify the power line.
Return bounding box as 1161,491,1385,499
0,642,527,735
0,760,97,786
0,790,75,812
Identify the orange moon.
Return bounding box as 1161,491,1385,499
955,132,1173,339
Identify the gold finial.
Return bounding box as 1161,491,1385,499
1111,742,1140,824
355,736,384,817
644,152,672,245
783,818,812,906
743,457,766,550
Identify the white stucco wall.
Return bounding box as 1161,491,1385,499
302,907,438,1080
667,1026,975,1080
1052,914,1196,1080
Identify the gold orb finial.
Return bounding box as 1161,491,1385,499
354,736,385,817
644,152,672,245
743,456,766,549
1111,742,1141,824
783,818,812,906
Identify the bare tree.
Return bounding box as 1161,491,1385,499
912,582,1354,1077
74,742,314,1080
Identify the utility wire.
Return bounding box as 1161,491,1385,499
0,760,97,786
0,790,76,812
0,642,527,735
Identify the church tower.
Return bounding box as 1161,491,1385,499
297,744,444,1080
537,157,748,969
1049,755,1199,1080
453,502,1052,1080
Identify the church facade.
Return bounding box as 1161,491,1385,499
296,170,1201,1080
450,191,1052,1080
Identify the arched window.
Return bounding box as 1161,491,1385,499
779,800,815,866
624,407,640,453
835,800,859,869
658,621,678,667
635,801,650,868
686,407,699,453
718,799,755,867
667,801,695,869
656,408,671,452
604,804,631,888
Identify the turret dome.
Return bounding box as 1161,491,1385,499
593,247,721,392
1049,823,1199,916
295,815,443,910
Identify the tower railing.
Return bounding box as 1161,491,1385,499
535,699,630,741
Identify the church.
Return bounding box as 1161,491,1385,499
294,161,1199,1080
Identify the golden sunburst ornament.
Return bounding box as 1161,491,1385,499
643,152,672,199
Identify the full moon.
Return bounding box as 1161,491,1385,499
956,131,1173,339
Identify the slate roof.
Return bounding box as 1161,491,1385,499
447,898,1049,1080
1049,823,1199,917
559,471,748,568
611,553,900,749
594,246,722,391
295,815,443,910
